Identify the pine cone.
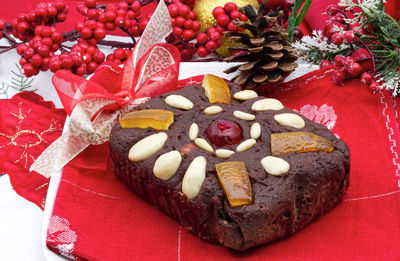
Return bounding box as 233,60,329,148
223,4,298,89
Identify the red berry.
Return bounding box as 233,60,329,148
368,81,380,93
196,33,208,44
323,21,345,39
344,56,356,67
131,2,141,11
85,0,96,8
230,10,241,20
118,1,129,10
174,16,185,27
49,59,62,72
206,120,242,147
87,61,98,74
333,55,345,67
93,50,105,64
183,29,195,40
187,11,196,20
42,37,53,47
320,59,332,68
332,70,346,85
227,22,237,32
19,57,28,66
94,27,106,39
75,65,87,76
209,31,221,41
183,19,193,29
360,72,373,85
172,26,183,37
61,56,74,69
51,31,63,43
347,62,362,77
80,27,92,39
87,9,98,19
17,22,30,33
331,32,343,46
192,20,200,31
30,54,43,67
56,13,66,22
168,4,179,17
206,40,217,51
178,6,190,18
22,63,35,77
86,46,96,55
239,13,248,22
114,16,125,26
50,43,60,52
17,44,28,55
114,48,125,60
37,45,50,57
224,2,237,12
23,48,35,59
343,30,355,44
351,48,373,72
216,14,230,27
212,6,225,19
197,46,209,57
105,10,116,22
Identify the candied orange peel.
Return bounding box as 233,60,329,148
119,109,174,130
201,74,231,105
271,132,334,155
215,161,253,207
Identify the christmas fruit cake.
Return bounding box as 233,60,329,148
109,74,351,250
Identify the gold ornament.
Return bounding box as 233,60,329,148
193,0,259,32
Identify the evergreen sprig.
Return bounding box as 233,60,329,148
287,0,313,41
294,0,400,95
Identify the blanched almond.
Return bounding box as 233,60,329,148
260,156,290,176
153,150,182,180
215,149,235,159
233,110,255,121
250,122,261,140
189,123,199,140
274,113,305,129
165,95,194,110
236,139,256,152
252,98,284,111
182,156,207,199
204,105,223,115
129,132,168,162
194,138,214,153
233,90,258,100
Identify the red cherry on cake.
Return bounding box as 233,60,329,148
206,120,243,147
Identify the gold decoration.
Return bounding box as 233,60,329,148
193,0,259,56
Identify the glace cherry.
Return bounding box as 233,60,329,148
206,120,243,147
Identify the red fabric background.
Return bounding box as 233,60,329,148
47,68,400,260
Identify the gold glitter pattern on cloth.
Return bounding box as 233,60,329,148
0,102,63,169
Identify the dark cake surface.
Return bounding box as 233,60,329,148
109,81,350,250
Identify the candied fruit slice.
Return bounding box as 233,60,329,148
271,132,334,155
120,109,174,130
215,161,253,207
202,74,231,105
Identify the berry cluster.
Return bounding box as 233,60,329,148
166,0,200,60
106,47,131,64
76,0,149,39
9,0,68,42
321,4,378,92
